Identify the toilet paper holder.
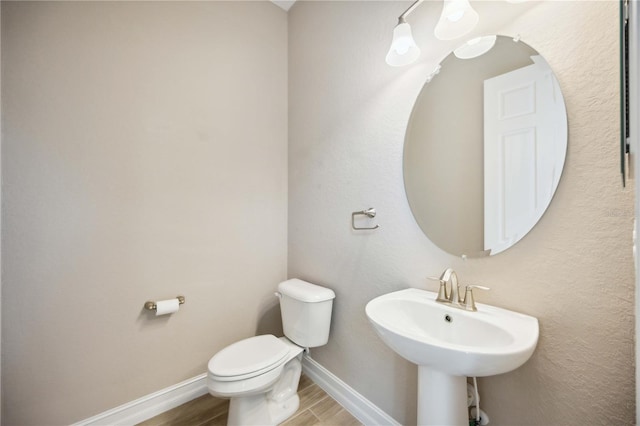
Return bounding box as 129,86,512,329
144,296,185,311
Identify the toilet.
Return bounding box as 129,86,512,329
207,279,335,426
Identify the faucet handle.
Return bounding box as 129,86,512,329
468,285,490,291
463,285,490,311
427,276,449,302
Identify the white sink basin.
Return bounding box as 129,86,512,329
365,288,539,425
365,288,539,377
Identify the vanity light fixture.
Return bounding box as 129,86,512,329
434,0,479,40
385,0,480,66
386,18,421,66
385,0,424,67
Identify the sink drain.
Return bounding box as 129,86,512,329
444,314,453,323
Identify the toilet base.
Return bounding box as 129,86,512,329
227,357,302,426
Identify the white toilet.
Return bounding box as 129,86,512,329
207,279,335,425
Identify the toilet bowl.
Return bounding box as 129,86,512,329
207,279,335,426
208,335,304,425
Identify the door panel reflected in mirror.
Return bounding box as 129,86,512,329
403,35,567,258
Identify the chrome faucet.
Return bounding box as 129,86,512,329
428,268,490,311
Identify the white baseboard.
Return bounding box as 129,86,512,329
72,373,208,426
74,357,397,426
302,355,400,426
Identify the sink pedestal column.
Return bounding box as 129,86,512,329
417,366,468,426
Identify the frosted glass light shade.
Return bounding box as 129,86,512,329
434,0,479,40
386,22,420,67
453,35,497,59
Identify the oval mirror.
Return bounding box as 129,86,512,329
404,35,567,258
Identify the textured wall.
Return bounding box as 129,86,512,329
2,2,287,424
289,1,635,424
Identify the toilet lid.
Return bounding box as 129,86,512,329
208,335,289,380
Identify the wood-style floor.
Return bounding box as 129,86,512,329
137,375,363,426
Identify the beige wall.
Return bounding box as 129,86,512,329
289,1,635,425
1,2,287,425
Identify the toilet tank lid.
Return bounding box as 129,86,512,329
278,279,335,302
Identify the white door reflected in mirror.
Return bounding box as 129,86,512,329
483,55,567,254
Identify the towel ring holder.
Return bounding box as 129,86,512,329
352,208,379,230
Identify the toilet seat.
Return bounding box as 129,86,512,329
208,335,289,382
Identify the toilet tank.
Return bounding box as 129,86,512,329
278,279,335,348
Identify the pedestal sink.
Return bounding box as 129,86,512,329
365,288,538,425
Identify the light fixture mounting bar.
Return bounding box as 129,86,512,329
398,0,425,23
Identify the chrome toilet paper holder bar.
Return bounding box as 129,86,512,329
144,296,185,311
351,208,380,230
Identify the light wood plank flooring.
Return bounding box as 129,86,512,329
137,375,362,426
